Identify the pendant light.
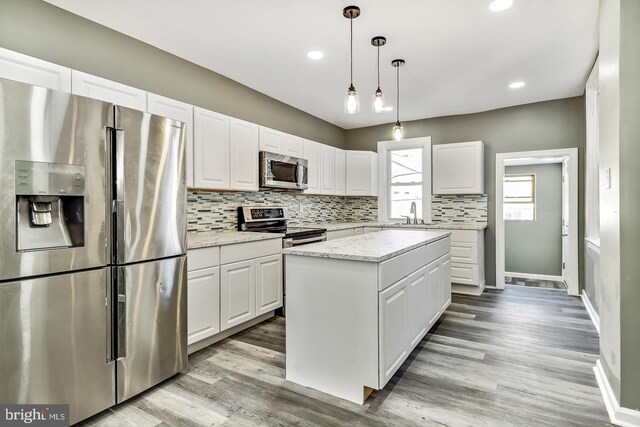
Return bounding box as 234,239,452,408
371,36,386,113
391,59,405,141
343,6,361,114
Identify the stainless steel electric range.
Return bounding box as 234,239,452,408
238,206,327,247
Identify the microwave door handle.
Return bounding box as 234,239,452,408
297,163,304,186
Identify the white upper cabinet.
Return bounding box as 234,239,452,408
303,139,322,194
283,134,304,158
346,151,378,196
229,118,259,191
0,47,71,92
335,148,346,195
147,93,194,188
320,145,336,194
71,70,147,111
193,107,230,190
432,141,484,194
259,126,283,153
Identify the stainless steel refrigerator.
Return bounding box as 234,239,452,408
0,79,188,424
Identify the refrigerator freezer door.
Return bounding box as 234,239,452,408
114,106,186,264
0,268,115,424
116,256,187,402
0,79,110,282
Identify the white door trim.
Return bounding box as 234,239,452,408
495,148,579,296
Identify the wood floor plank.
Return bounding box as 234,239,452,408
80,285,611,426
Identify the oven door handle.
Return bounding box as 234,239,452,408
284,233,327,247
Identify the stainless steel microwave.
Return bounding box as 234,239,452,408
259,151,308,191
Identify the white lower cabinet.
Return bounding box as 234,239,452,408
379,278,410,386
407,266,429,347
445,229,485,295
326,228,355,241
220,259,256,331
256,254,283,315
187,266,220,345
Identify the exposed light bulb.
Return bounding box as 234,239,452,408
373,89,384,113
392,122,403,141
489,0,513,12
345,86,360,114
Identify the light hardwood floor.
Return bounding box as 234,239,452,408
83,285,610,426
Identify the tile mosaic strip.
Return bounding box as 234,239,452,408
431,194,488,224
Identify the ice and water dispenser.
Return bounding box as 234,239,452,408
15,160,86,251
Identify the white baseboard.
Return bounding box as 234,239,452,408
505,271,564,282
594,360,640,427
581,291,600,334
188,312,275,355
451,281,485,296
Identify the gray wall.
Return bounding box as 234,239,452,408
0,0,346,148
345,97,586,288
505,164,562,276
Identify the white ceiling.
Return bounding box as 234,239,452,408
44,0,599,130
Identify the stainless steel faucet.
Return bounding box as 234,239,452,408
410,201,417,224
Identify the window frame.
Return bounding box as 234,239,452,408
503,173,536,221
377,137,432,223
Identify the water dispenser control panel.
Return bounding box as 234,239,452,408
15,160,85,196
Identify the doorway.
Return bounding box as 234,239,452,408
495,148,579,295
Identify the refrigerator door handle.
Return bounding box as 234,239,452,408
113,128,126,263
106,268,113,362
116,268,127,359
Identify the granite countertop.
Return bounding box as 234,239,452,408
188,231,284,249
281,230,450,263
293,222,487,231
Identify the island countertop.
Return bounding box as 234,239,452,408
187,230,284,249
291,221,487,231
281,229,450,263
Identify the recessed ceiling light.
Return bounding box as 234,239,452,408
509,81,525,89
382,106,394,111
307,50,324,60
489,0,513,12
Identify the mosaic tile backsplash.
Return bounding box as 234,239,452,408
187,191,487,233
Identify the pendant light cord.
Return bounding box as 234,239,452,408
377,45,380,90
396,65,400,122
350,18,354,86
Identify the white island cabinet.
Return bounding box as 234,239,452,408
283,230,451,404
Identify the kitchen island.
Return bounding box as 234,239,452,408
282,230,451,404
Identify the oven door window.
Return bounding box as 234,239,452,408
271,161,297,184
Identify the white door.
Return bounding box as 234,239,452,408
187,267,220,345
407,267,428,347
147,93,194,188
193,107,230,189
561,160,569,284
379,278,409,387
427,259,441,327
440,255,452,312
71,70,147,111
230,118,259,191
303,139,321,194
259,126,283,153
255,254,283,315
283,134,304,157
321,145,336,194
220,260,256,331
335,148,346,195
0,47,72,91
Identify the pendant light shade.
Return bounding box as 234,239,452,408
371,36,386,113
343,6,361,114
391,59,405,141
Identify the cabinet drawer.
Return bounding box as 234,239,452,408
451,263,479,285
220,239,281,265
450,242,477,264
448,230,478,243
326,228,355,241
188,246,220,271
363,227,383,234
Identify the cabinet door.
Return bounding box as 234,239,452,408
321,144,336,194
71,70,147,110
335,148,346,195
346,151,374,196
303,139,322,194
259,126,283,153
379,278,410,387
147,93,194,188
220,260,256,331
193,107,230,189
0,47,72,91
187,267,220,345
230,118,259,191
255,254,283,315
408,266,429,347
440,254,452,311
283,133,304,157
326,228,355,241
432,141,484,194
426,259,441,327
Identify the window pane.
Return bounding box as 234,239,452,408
390,184,422,219
504,174,534,202
391,148,422,184
504,203,535,221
